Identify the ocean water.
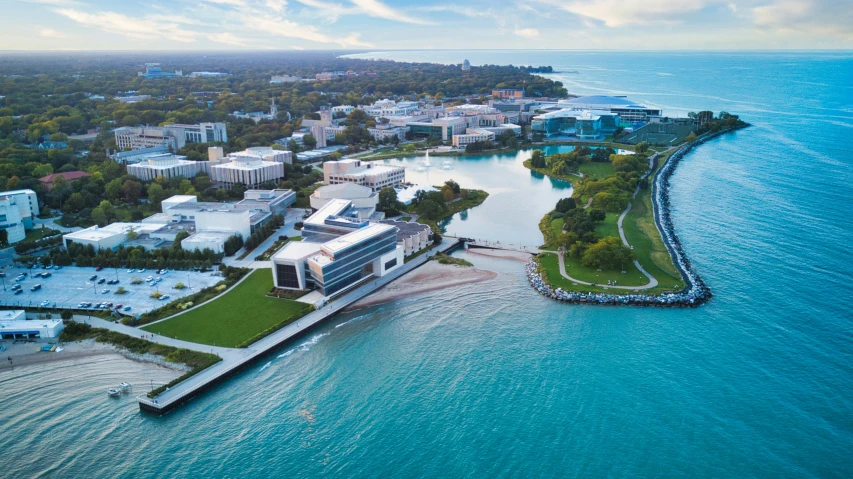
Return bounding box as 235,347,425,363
2,51,853,478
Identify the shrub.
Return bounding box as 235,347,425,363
150,291,163,299
115,286,128,294
131,278,143,285
174,282,186,290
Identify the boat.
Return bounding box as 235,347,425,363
119,382,132,392
107,388,121,398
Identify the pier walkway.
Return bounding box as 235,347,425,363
466,239,541,254
135,237,462,414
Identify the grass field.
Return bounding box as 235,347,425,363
538,252,647,293
25,227,60,242
594,213,620,238
142,269,314,347
578,162,615,179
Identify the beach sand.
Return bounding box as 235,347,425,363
347,260,498,309
465,248,533,262
0,338,186,373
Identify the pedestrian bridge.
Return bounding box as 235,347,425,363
454,237,542,255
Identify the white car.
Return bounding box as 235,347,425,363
127,269,133,273
159,295,170,301
101,289,110,294
40,300,50,307
137,269,145,273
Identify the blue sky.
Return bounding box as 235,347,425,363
3,0,852,50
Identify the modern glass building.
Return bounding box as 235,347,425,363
308,224,398,296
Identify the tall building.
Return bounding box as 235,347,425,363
272,200,403,296
114,122,227,151
462,59,471,71
0,195,26,243
208,147,289,188
323,159,405,192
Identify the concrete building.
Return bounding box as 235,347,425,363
62,222,165,250
492,89,525,99
126,154,208,181
323,159,405,192
112,145,171,164
232,98,279,123
0,189,39,226
270,75,302,83
138,63,182,78
556,96,661,123
331,105,355,116
0,311,64,339
180,230,234,254
407,116,466,141
0,195,26,244
272,200,402,296
310,183,377,212
209,148,288,188
368,125,407,142
452,128,496,148
237,189,296,216
114,122,227,151
362,100,419,118
379,220,432,256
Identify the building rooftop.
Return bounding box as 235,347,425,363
305,199,353,225
64,222,165,242
182,230,235,243
271,240,324,261
39,171,91,183
380,220,431,239
322,223,395,255
560,95,649,109
313,183,375,199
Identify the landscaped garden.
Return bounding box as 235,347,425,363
142,269,314,348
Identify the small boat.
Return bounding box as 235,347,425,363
107,388,121,398
119,382,132,392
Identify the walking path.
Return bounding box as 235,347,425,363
555,251,657,290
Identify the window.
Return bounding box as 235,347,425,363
275,263,301,289
384,258,397,270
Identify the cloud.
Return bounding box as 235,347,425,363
54,8,198,42
418,5,507,26
38,27,69,38
514,27,540,38
752,1,853,39
533,0,726,27
208,32,250,46
351,0,433,25
241,14,372,47
293,0,359,23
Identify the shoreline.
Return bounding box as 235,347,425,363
346,260,498,310
527,125,749,307
0,338,189,373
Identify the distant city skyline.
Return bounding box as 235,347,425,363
2,0,851,51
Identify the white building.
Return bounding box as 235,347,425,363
0,189,38,227
270,75,302,83
380,220,432,256
126,154,208,181
452,128,496,148
209,148,288,187
0,195,26,244
0,311,64,339
368,126,407,142
180,230,234,254
362,100,419,118
63,222,165,250
114,122,227,151
310,183,377,211
323,159,405,192
232,98,279,123
331,105,355,116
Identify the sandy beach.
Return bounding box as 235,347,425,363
347,260,498,309
0,338,187,373
465,248,533,262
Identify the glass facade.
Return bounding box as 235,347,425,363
275,263,300,289
312,229,397,296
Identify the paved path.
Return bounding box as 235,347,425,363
33,217,81,233
466,239,541,254
78,315,242,359
555,251,657,290
136,238,462,412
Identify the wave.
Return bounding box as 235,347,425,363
298,333,330,351
259,361,271,372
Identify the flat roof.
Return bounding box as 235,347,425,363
183,230,234,242
322,223,394,254
305,199,352,225
272,240,324,261
64,222,165,241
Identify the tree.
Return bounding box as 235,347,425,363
686,132,697,143
530,150,546,169
64,192,85,214
122,180,143,205
581,236,634,270
555,198,576,213
588,208,606,222
416,199,444,220
96,200,115,222
444,179,460,195
377,187,403,215
635,142,649,154
147,183,168,209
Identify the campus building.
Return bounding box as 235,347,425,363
452,128,496,148
323,159,405,193
0,311,64,339
0,189,39,243
272,200,403,296
379,220,432,256
492,89,525,99
126,154,208,181
114,122,227,151
531,109,620,139
407,116,466,141
556,96,661,123
208,147,288,188
138,64,182,78
310,183,378,214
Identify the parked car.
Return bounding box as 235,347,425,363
40,300,49,307
95,266,103,271
101,289,110,294
42,272,52,278
115,304,123,310
31,284,42,291
89,275,97,281
32,272,42,278
123,306,132,311
159,295,170,301
97,278,106,284
14,289,22,295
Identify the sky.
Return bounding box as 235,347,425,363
1,0,852,51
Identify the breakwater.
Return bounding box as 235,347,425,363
527,126,747,307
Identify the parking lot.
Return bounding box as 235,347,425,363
0,265,224,316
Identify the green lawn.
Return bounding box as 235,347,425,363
594,213,620,239
142,269,314,348
25,227,60,242
538,252,669,294
578,162,615,179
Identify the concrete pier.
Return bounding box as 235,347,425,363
136,238,462,414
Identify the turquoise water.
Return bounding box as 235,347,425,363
3,51,853,477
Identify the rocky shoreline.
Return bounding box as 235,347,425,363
527,126,747,307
